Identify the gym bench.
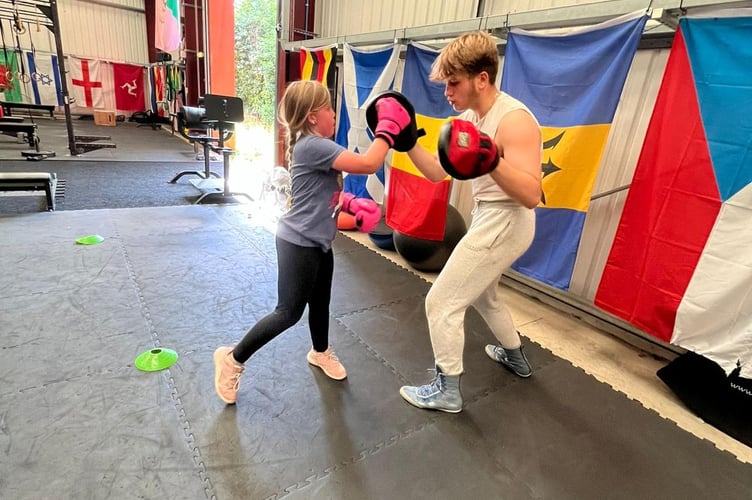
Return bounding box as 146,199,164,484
0,172,57,211
0,101,56,118
0,122,39,148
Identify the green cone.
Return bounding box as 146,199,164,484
134,347,178,372
75,234,104,245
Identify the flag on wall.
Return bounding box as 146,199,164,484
595,12,752,378
337,43,400,202
0,49,22,103
69,56,104,109
113,63,145,111
300,45,337,90
26,52,63,106
155,0,181,53
387,43,454,241
502,12,647,290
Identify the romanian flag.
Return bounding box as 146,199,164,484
387,43,454,241
336,43,400,202
300,45,337,91
503,12,647,290
596,12,752,378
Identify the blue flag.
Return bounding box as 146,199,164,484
502,12,647,290
337,43,400,201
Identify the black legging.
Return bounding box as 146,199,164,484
233,236,334,364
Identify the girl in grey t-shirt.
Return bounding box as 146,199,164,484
212,80,413,404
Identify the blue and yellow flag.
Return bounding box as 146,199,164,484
503,12,647,290
387,43,455,241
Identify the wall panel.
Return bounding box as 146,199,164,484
481,0,605,16
4,0,148,64
569,48,670,299
59,0,148,64
314,0,479,39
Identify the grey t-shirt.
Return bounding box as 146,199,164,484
276,135,346,252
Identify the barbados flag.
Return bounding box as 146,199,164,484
336,43,400,202
596,11,752,378
387,43,455,241
503,12,647,290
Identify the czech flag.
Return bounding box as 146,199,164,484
596,11,752,378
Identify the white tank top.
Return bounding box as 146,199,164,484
457,92,540,203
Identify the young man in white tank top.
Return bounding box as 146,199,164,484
399,31,543,413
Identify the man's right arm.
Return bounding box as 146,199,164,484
406,144,449,183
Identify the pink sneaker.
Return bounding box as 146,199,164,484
306,347,347,380
213,346,244,404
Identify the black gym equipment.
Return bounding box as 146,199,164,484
170,94,252,205
193,94,252,205
393,204,467,272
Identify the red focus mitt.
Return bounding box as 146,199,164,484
437,119,500,180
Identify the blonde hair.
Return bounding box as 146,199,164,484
278,80,332,167
430,31,499,83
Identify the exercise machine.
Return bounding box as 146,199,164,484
193,94,252,205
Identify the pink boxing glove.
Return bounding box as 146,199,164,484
341,193,381,233
374,97,411,148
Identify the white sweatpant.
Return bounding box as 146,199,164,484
426,200,535,375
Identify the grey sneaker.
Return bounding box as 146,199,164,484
399,365,463,413
485,344,532,378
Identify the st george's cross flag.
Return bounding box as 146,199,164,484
502,12,647,291
25,52,63,106
336,43,400,202
595,11,752,378
113,63,145,111
387,43,455,241
69,56,104,109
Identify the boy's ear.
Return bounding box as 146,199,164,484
307,113,318,125
475,71,490,89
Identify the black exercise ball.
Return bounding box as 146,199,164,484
394,204,467,272
368,215,395,251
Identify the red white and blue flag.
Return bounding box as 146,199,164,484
595,11,752,377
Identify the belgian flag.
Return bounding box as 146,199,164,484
299,45,337,94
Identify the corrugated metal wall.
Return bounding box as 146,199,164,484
3,0,148,64
570,48,670,300
314,0,479,38
481,0,604,16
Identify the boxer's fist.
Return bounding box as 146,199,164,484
437,119,500,180
341,193,381,233
366,91,426,152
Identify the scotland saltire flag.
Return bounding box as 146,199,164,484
502,11,647,290
336,43,400,202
